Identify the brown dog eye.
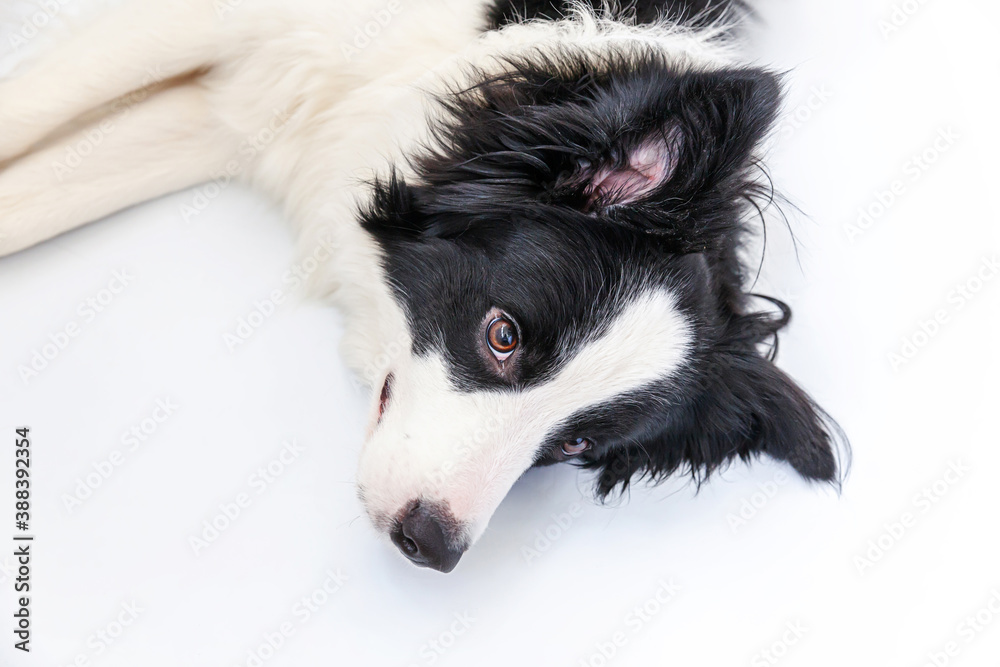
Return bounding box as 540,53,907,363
561,438,592,456
486,317,518,361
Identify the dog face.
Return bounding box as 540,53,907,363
357,55,842,572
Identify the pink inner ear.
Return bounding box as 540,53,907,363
585,128,681,208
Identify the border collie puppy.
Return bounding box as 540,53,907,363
0,0,845,572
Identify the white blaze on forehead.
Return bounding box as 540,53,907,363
357,289,691,542
530,288,691,411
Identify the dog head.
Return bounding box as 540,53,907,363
356,54,843,572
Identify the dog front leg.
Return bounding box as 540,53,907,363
0,81,241,257
0,0,227,162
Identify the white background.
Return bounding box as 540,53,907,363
1,1,999,666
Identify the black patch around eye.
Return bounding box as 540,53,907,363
364,209,662,390
360,194,721,396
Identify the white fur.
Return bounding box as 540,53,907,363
0,0,731,548
358,289,692,545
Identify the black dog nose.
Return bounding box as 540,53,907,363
390,503,465,573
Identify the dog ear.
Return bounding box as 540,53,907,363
409,64,782,249
555,67,782,250
594,345,843,497
565,125,685,210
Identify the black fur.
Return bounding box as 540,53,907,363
362,49,846,497
487,0,747,29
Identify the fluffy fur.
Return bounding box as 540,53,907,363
0,0,846,572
